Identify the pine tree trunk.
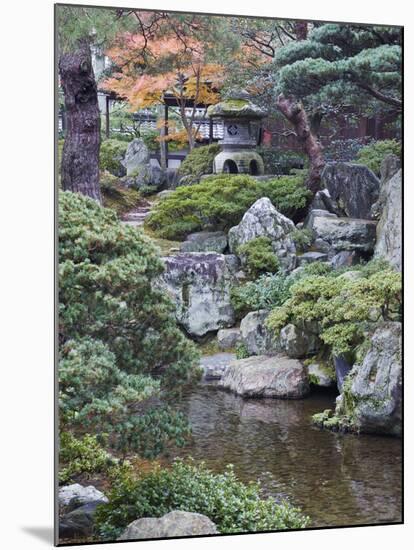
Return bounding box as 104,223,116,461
59,42,101,202
276,94,325,194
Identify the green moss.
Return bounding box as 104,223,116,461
100,139,128,175
238,237,280,278
100,173,141,216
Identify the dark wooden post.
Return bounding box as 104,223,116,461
164,102,169,168
105,95,110,139
209,117,213,144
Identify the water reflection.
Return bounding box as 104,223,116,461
174,385,402,528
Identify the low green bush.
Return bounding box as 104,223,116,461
257,147,308,175
291,228,313,253
238,237,280,277
59,432,118,484
59,192,200,457
95,459,309,540
100,139,128,175
100,173,141,215
266,264,402,357
356,139,401,176
146,174,311,240
231,273,294,319
178,144,221,183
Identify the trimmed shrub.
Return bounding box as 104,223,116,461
266,263,402,357
178,143,221,183
356,139,401,175
59,192,200,457
59,432,118,484
291,228,313,253
146,174,311,240
100,139,128,175
95,459,309,540
238,237,280,277
257,147,308,175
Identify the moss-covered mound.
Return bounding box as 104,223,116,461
146,174,311,240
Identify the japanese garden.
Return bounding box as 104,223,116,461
56,5,402,544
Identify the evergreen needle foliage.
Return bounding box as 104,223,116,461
146,174,311,239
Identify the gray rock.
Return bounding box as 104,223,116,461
307,362,336,388
321,162,380,219
380,154,401,186
337,322,402,436
122,138,150,176
200,352,237,380
310,189,341,214
240,310,281,356
59,501,102,539
297,251,328,265
304,209,337,230
118,511,218,540
219,354,310,398
329,250,361,269
228,197,296,271
180,231,227,254
374,169,402,270
217,328,241,350
279,323,320,359
59,484,108,508
309,215,377,256
334,355,353,392
161,253,236,337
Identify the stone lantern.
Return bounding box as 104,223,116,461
207,90,266,175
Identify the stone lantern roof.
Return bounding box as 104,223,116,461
207,89,267,120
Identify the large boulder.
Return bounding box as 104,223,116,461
321,162,380,219
118,511,218,540
309,214,377,257
161,253,236,336
279,323,320,359
228,197,296,271
374,169,402,270
200,352,237,380
337,322,402,436
58,484,108,508
240,310,281,355
219,354,310,398
59,501,102,539
180,231,227,253
307,362,336,388
217,328,241,350
122,138,150,176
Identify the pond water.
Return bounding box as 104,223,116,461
173,384,402,528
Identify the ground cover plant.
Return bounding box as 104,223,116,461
146,174,311,239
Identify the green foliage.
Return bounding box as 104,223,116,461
238,237,279,278
266,263,402,356
146,174,311,239
100,173,141,215
274,24,402,115
95,459,309,539
100,139,128,175
178,144,221,183
59,432,118,484
235,342,249,359
356,139,401,175
257,147,308,175
59,192,200,456
291,228,313,253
